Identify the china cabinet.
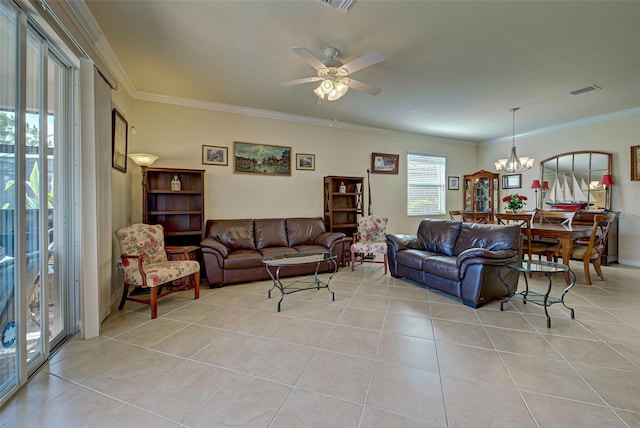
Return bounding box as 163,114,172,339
463,170,499,220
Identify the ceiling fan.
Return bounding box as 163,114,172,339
277,47,385,101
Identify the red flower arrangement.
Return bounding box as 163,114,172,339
502,194,527,212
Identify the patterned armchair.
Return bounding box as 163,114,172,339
350,215,388,274
115,223,200,319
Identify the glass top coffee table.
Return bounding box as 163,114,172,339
262,252,338,312
499,259,576,328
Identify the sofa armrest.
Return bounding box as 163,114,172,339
200,238,229,258
456,248,517,278
386,234,425,252
314,231,346,249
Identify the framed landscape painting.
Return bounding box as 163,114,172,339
233,141,291,176
296,153,315,171
202,145,228,166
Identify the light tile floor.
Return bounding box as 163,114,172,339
2,261,640,427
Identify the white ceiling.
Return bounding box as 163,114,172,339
83,0,640,143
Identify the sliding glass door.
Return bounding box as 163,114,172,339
0,0,75,405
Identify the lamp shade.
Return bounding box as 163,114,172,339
128,153,159,167
542,181,550,190
530,179,541,189
601,174,614,186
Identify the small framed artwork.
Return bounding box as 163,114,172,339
632,145,640,181
233,141,291,176
502,173,522,189
202,145,228,166
296,153,315,171
111,108,128,173
371,152,399,174
448,176,459,190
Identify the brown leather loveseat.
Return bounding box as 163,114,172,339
200,217,345,287
386,219,521,308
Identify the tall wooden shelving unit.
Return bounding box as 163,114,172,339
323,176,364,237
463,170,499,220
144,167,205,247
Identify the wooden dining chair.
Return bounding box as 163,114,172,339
549,213,616,284
449,210,463,221
535,210,576,226
461,212,490,223
496,213,552,267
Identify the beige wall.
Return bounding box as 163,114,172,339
479,114,640,266
126,99,477,235
119,99,639,266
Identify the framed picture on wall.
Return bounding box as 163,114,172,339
371,152,399,174
202,145,228,166
296,153,315,171
111,108,128,173
233,141,291,176
448,176,459,190
632,145,640,181
502,174,522,189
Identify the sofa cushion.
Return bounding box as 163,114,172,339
421,255,460,281
453,223,520,256
292,244,333,254
286,217,325,247
255,218,288,249
223,249,263,269
396,249,441,270
417,219,462,256
206,219,256,251
259,247,297,258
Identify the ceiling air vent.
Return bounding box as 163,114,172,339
569,84,602,96
316,0,356,13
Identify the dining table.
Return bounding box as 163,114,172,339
529,222,593,283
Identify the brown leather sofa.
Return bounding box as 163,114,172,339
200,217,345,287
386,219,521,308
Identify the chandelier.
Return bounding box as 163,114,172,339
495,107,534,173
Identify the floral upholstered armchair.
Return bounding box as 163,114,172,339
350,215,388,274
115,223,200,319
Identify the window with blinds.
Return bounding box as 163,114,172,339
407,153,446,216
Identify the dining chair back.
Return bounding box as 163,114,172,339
536,210,576,225
559,212,617,284
449,210,463,221
460,212,490,223
495,213,552,265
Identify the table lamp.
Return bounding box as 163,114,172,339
601,174,614,211
531,180,541,209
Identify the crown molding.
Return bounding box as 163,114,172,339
133,91,476,147
482,107,640,145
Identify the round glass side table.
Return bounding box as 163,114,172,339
499,259,576,328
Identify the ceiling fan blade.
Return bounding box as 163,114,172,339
346,78,381,95
292,47,327,71
276,76,322,87
340,50,385,75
